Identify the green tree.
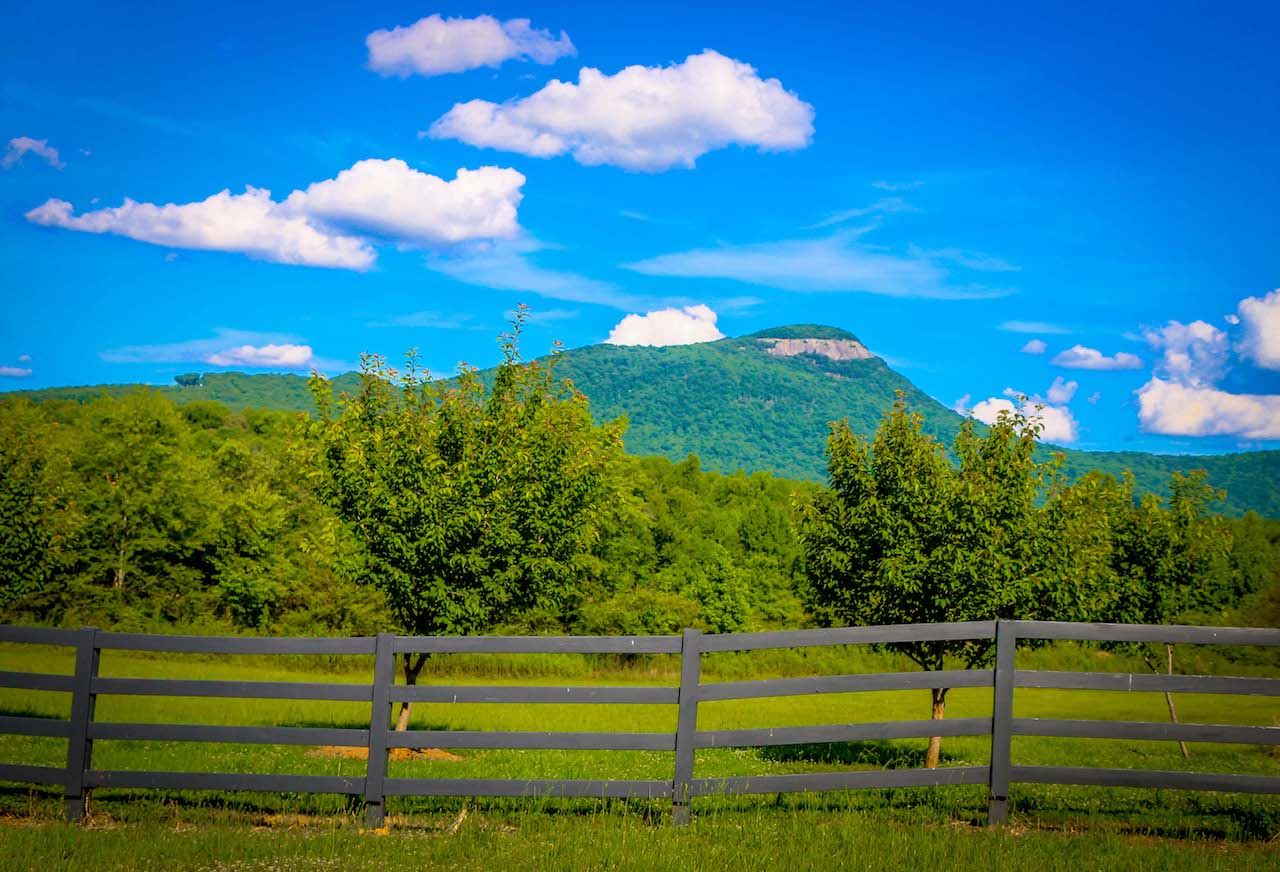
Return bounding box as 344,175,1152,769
308,312,625,729
797,395,1104,767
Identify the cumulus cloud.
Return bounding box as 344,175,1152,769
965,394,1079,444
1237,289,1280,370
1051,345,1143,371
999,320,1070,334
26,159,525,269
426,49,814,171
367,14,574,77
1136,379,1280,440
605,305,724,347
1046,376,1078,404
624,231,1010,299
2,137,64,169
1142,319,1228,387
0,366,32,377
206,344,314,368
282,160,523,245
101,328,347,371
1132,302,1280,440
27,189,376,270
1020,339,1047,355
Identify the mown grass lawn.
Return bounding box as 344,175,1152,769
1,641,1277,869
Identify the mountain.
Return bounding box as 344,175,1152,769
6,325,1278,516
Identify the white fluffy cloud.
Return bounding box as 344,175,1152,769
1020,338,1047,355
282,160,523,245
26,159,525,269
1143,319,1228,387
427,50,814,171
1237,289,1280,370
27,189,376,270
205,344,314,368
2,137,64,169
1050,344,1144,371
1046,376,1078,404
966,394,1079,444
1133,302,1280,440
1136,378,1280,440
0,365,32,377
605,305,724,347
367,14,574,77
625,232,1009,299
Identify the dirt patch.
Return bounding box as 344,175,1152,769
306,745,464,762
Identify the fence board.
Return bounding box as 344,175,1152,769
0,670,75,693
691,766,991,796
92,677,372,702
0,715,71,738
1009,621,1280,646
87,723,368,747
1012,718,1280,745
0,763,69,786
1014,671,1280,696
386,730,675,751
389,685,678,705
94,632,375,655
699,622,996,652
695,717,991,748
84,770,364,793
393,636,681,655
382,778,674,798
0,626,79,646
1010,766,1280,794
699,669,992,702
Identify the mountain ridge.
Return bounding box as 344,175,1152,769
5,325,1277,516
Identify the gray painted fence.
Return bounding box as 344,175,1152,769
0,620,1277,826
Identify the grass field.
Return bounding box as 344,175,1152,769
1,641,1277,869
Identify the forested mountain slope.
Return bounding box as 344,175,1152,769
7,325,1278,516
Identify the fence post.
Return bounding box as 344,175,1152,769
671,627,702,826
987,620,1016,826
64,626,100,822
364,632,396,827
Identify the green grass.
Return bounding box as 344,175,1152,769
1,642,1277,868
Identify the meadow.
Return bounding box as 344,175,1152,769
1,640,1277,870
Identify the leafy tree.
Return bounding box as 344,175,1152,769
307,312,625,729
798,395,1106,767
0,400,65,609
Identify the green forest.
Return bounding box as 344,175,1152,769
7,324,1279,518
1,328,1277,641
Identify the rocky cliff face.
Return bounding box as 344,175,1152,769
755,337,875,361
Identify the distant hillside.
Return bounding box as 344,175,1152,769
6,326,1278,516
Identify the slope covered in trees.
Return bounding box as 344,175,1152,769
5,325,1278,516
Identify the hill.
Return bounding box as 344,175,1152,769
6,326,1278,516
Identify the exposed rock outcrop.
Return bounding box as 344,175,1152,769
756,337,875,361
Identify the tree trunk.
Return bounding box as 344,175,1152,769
925,687,948,769
394,653,427,733
1166,643,1190,759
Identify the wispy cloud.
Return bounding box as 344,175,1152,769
999,320,1071,334
0,365,32,377
806,197,915,230
2,137,64,170
368,311,477,329
871,180,923,192
624,230,1013,300
101,328,350,372
429,238,677,310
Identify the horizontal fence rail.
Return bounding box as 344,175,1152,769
0,620,1276,826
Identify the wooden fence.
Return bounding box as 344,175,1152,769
0,620,1277,826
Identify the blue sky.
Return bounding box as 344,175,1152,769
2,0,1277,454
